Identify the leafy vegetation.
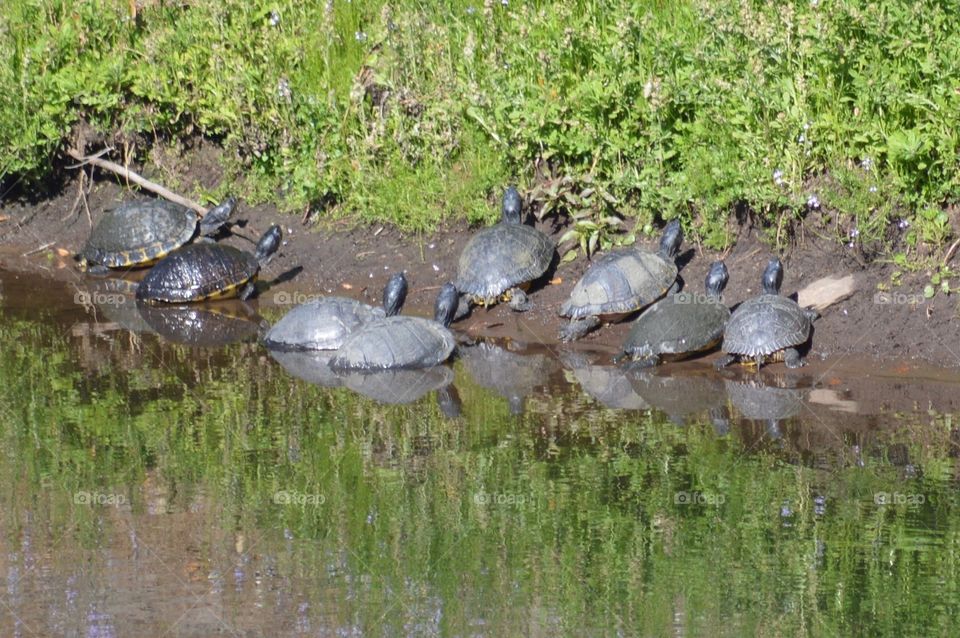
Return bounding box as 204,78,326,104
2,0,960,253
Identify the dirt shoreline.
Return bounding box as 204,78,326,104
2,174,959,369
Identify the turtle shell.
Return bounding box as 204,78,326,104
264,298,385,351
136,243,259,303
455,223,554,303
623,292,730,359
329,316,456,371
560,249,677,319
722,294,812,358
81,200,199,268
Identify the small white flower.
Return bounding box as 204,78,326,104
773,169,785,186
869,185,877,193
806,194,820,209
798,133,806,144
269,10,280,26
849,228,860,239
466,5,476,14
277,78,292,100
355,31,367,43
861,157,873,170
898,218,910,230
501,0,509,5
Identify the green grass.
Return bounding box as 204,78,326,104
2,0,960,255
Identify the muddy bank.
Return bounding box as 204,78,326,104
2,174,959,368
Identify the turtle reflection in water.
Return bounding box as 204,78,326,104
340,367,455,405
459,340,559,415
725,378,807,441
629,371,730,432
560,352,649,410
137,302,262,347
269,351,460,416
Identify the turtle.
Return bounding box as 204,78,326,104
615,260,730,368
715,258,819,370
329,283,459,371
559,219,683,342
136,225,282,303
454,186,555,317
78,197,235,273
262,272,408,351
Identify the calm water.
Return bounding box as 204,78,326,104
1,270,959,636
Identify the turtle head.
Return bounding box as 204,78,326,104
658,219,683,260
501,186,523,224
382,272,408,317
255,225,283,264
199,197,237,236
704,260,729,298
434,283,460,328
761,257,783,295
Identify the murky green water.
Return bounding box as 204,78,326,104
1,270,959,636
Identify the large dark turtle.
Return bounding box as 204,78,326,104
454,187,555,316
616,261,730,367
136,225,281,303
263,273,408,351
559,219,683,341
330,283,459,371
716,258,819,369
79,198,235,273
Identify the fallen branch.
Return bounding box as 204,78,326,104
65,147,206,215
943,236,960,266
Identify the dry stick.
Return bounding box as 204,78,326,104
943,236,960,266
65,148,206,215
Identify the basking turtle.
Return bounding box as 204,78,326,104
263,272,408,351
136,225,281,303
716,258,819,369
454,187,555,316
559,219,683,341
616,260,730,367
78,198,235,273
330,283,459,371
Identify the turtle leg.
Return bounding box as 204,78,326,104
667,276,683,295
506,288,532,312
453,295,472,321
783,347,805,368
559,316,600,342
803,307,821,322
239,281,257,301
714,353,736,370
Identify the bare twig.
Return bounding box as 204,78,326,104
65,148,206,214
22,241,55,257
942,236,960,266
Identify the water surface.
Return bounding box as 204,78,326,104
1,270,958,636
